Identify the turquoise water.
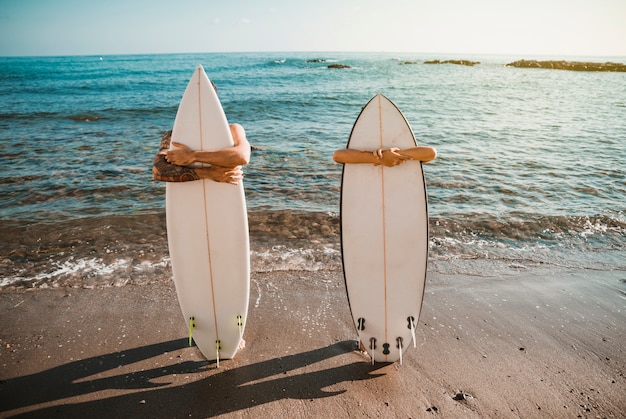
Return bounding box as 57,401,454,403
1,52,624,287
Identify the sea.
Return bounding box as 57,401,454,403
1,52,625,289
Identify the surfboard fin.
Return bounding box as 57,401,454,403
237,314,244,340
396,337,404,366
216,340,221,368
188,316,196,347
356,317,365,351
369,337,377,365
408,316,417,348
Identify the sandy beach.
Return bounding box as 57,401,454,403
1,267,625,418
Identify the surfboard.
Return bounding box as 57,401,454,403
165,65,250,364
340,94,428,364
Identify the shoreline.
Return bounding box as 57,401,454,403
1,268,625,418
2,211,625,290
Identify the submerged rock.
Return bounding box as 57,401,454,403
327,64,351,69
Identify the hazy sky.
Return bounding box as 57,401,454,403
1,0,625,57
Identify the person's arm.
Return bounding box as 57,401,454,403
397,146,437,163
196,165,244,185
333,146,437,166
152,153,201,182
165,123,251,167
334,149,379,165
333,147,411,167
152,131,199,182
152,131,244,184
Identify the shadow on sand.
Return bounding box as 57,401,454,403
1,339,386,418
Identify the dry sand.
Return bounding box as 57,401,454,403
1,268,625,418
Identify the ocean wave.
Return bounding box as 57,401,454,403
1,211,624,289
0,255,171,289
0,105,176,124
251,245,341,272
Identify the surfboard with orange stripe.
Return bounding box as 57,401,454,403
340,94,428,364
166,66,249,364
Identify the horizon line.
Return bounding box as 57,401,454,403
2,50,626,60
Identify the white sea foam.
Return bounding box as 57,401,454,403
1,257,171,289
250,245,341,272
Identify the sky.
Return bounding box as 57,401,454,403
1,0,625,57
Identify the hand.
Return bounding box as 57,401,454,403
374,148,412,167
165,142,196,166
197,166,244,185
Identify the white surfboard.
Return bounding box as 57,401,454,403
340,94,428,364
166,65,249,364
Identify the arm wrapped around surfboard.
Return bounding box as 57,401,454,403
152,131,201,182
153,130,247,185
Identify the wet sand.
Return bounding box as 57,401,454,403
1,268,625,418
